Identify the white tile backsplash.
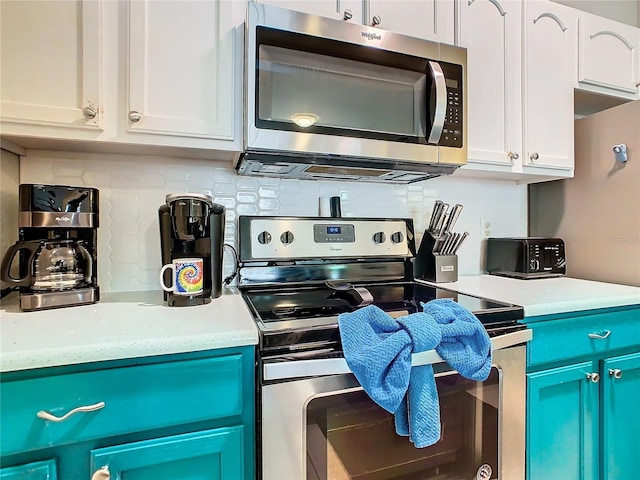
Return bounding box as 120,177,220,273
19,151,527,292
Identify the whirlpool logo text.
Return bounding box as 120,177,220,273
361,31,382,40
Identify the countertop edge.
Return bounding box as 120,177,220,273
1,289,259,373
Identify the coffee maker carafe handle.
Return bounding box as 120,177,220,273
1,240,41,286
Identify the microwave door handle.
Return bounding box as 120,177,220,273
427,61,447,144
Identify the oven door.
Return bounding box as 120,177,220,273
261,345,525,480
245,3,465,165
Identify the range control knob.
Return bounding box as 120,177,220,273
529,259,540,271
372,232,386,244
280,231,294,245
390,232,404,244
257,231,272,245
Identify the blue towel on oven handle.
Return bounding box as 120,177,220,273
337,298,492,448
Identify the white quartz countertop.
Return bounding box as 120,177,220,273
430,274,640,317
0,288,258,373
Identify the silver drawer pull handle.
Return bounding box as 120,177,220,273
586,372,600,383
37,401,106,422
588,330,611,339
609,368,623,379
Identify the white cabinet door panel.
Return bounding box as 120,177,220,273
367,0,454,43
0,0,101,129
523,1,577,170
579,14,640,96
256,0,363,22
127,0,235,140
458,0,521,166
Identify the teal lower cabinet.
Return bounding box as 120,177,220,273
0,459,57,480
525,306,640,480
602,352,640,480
0,346,255,480
527,362,599,479
90,427,244,480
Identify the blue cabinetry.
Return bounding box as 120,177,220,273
0,459,57,480
602,352,640,480
525,305,640,480
90,427,244,480
527,361,598,479
0,346,254,480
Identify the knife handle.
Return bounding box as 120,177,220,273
452,231,469,254
428,200,443,232
442,203,463,235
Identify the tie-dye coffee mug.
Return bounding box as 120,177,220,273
159,258,204,295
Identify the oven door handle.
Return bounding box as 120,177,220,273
263,329,532,381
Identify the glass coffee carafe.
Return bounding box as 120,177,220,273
1,239,92,291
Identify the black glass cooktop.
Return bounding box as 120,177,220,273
241,281,524,355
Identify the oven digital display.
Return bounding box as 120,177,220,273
313,224,355,243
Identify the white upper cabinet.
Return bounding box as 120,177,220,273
523,1,578,171
0,0,243,153
255,0,364,23
0,0,102,136
367,0,455,43
458,0,522,168
255,0,453,43
126,0,237,142
458,0,576,181
578,13,640,98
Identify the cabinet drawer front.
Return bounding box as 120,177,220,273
528,309,640,367
0,459,57,480
1,355,243,456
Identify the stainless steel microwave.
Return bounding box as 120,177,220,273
237,3,467,184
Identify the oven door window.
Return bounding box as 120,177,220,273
306,368,499,480
255,27,434,144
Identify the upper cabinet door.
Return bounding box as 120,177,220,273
458,0,522,166
127,0,236,140
255,0,364,23
0,0,101,130
579,13,640,97
367,0,455,43
523,1,577,171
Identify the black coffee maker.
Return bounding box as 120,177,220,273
158,193,225,306
1,184,99,311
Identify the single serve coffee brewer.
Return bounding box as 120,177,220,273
158,193,226,306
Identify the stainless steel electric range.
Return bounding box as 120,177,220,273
237,216,532,480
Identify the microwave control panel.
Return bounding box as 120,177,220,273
440,62,463,149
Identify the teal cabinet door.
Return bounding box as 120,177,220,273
602,352,640,480
527,362,599,480
0,459,57,480
89,427,244,480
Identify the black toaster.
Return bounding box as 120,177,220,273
486,237,566,279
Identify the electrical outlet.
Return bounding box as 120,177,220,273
481,218,492,238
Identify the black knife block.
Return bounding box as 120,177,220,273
414,232,458,283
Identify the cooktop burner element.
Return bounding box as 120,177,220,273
237,216,525,358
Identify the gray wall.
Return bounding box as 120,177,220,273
553,0,640,27
529,100,640,287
